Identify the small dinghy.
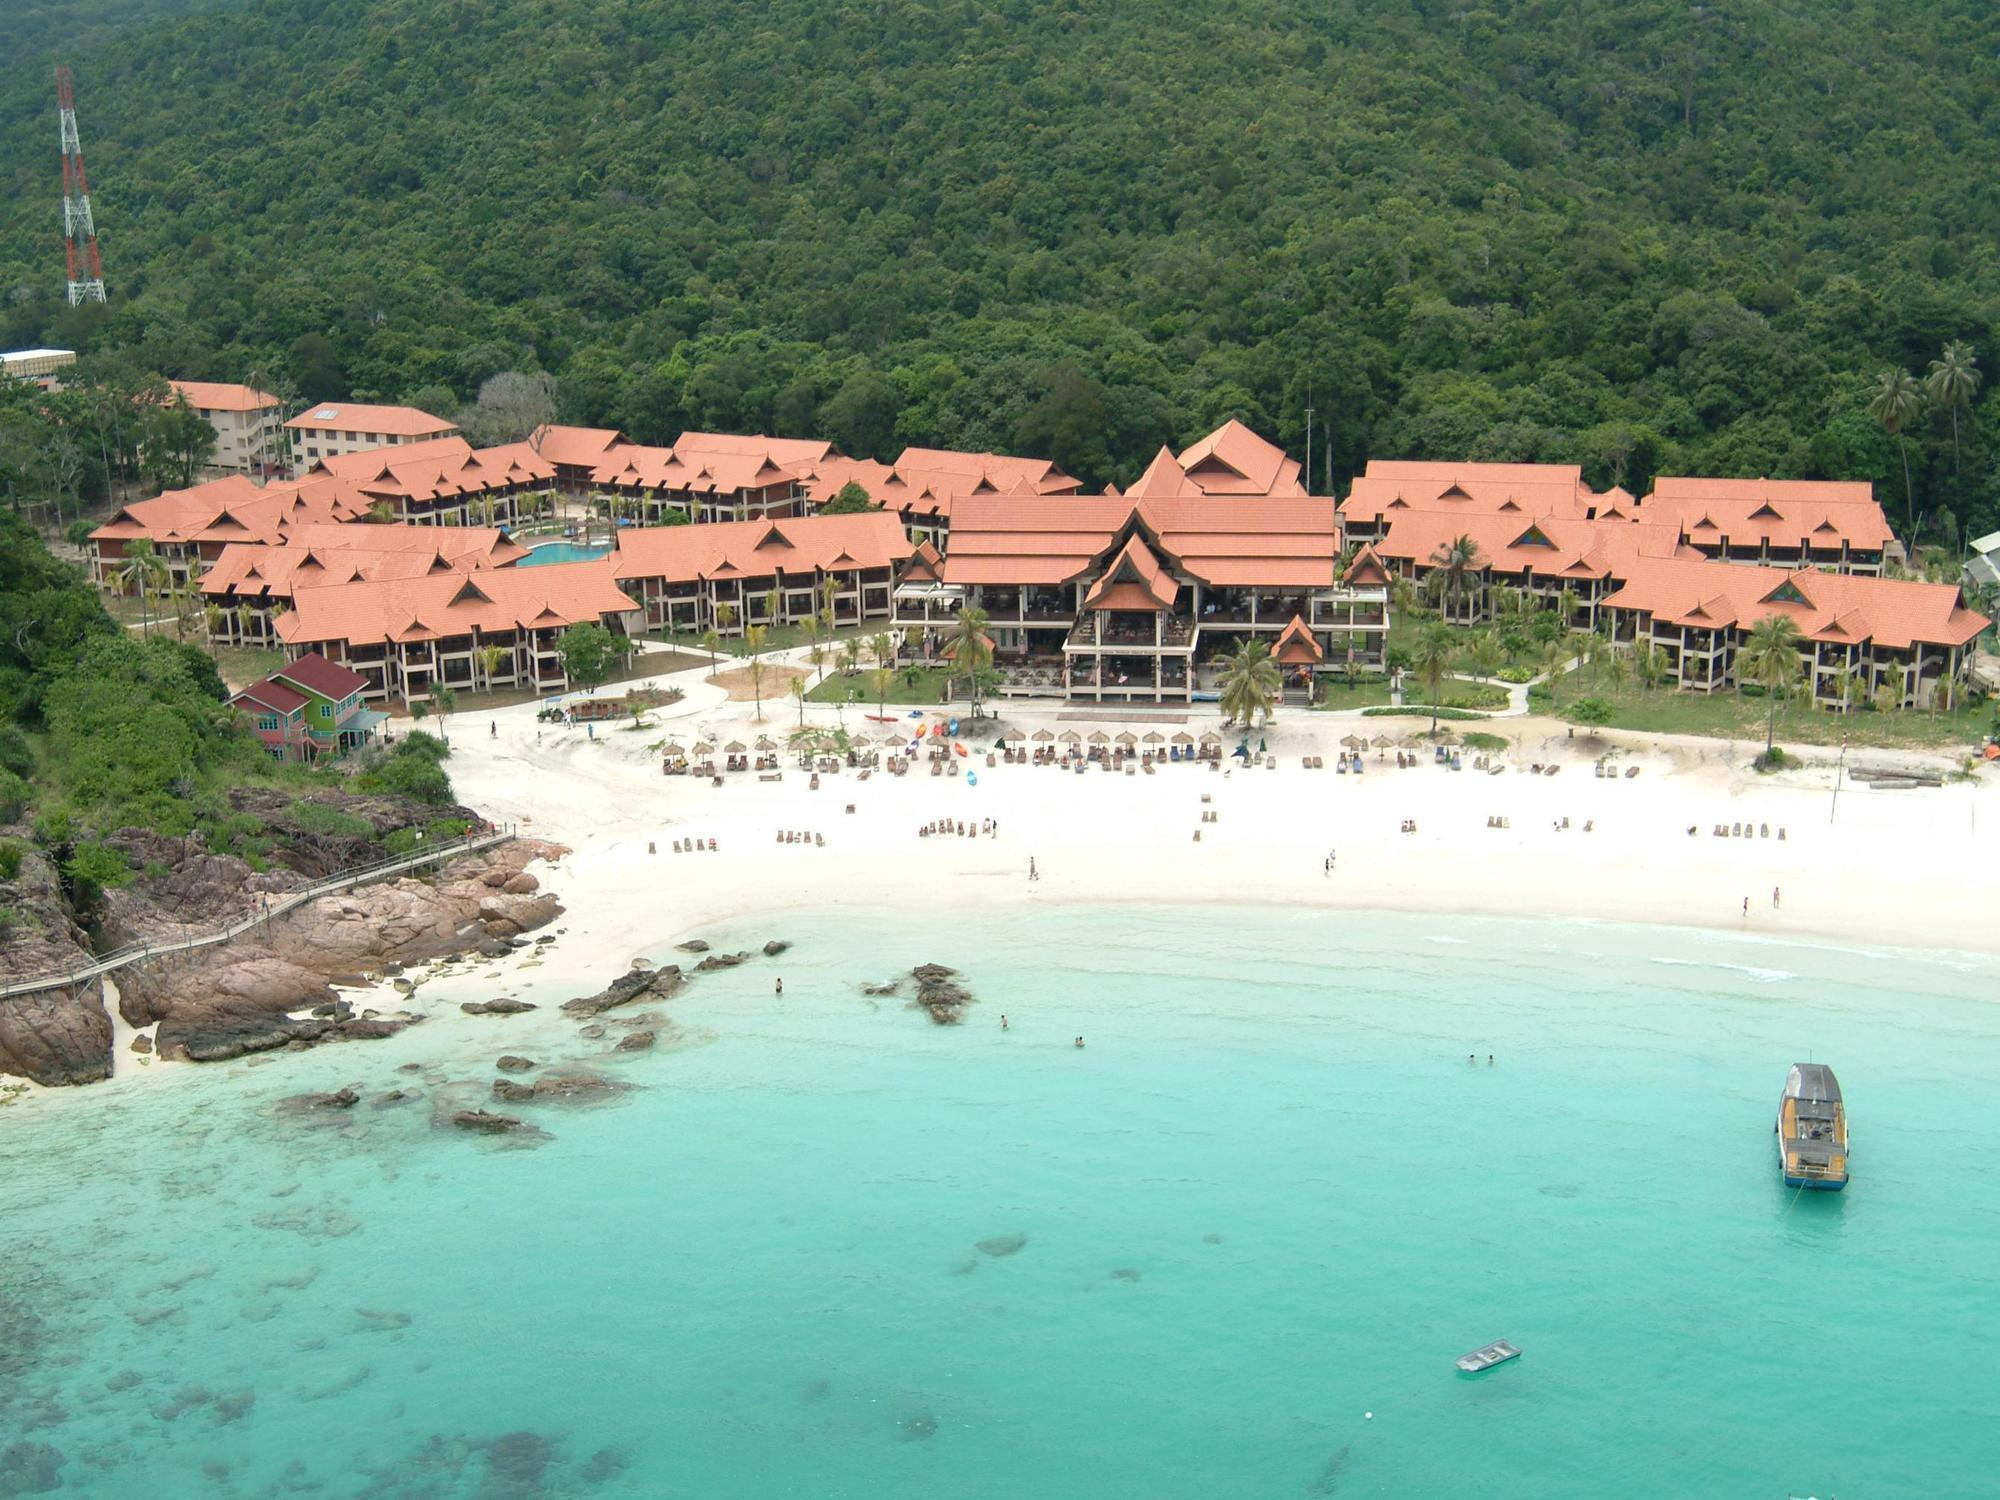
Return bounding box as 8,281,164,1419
1455,1340,1521,1373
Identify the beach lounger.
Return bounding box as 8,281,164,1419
1625,766,1640,777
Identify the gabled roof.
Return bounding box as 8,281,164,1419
286,402,459,437
1599,557,1988,650
527,424,629,468
673,431,838,466
1126,447,1198,499
791,448,1080,520
270,652,369,701
230,679,308,716
170,379,280,413
1343,544,1391,586
1374,511,1694,585
611,512,910,586
1272,615,1325,665
275,560,638,651
1639,484,1893,553
1174,419,1307,498
1083,533,1180,611
90,475,371,549
1342,473,1598,529
901,539,945,583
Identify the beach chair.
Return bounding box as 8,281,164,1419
810,774,822,790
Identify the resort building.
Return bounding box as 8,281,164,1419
305,437,556,527
792,449,1081,547
284,402,460,476
273,560,640,706
198,524,526,646
527,425,630,491
609,512,908,637
168,380,286,476
88,475,371,588
1598,554,1985,708
1,348,76,390
588,432,824,524
1640,478,1894,574
1166,419,1311,499
893,494,1388,703
229,654,383,762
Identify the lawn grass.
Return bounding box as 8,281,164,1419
1312,677,1395,710
211,644,285,691
389,648,710,717
649,622,893,660
808,665,961,709
1534,671,1994,752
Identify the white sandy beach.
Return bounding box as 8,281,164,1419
441,644,2000,966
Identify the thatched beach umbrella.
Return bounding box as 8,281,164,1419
1088,731,1111,745
1171,731,1196,745
1059,730,1082,744
1115,730,1138,746
1199,730,1222,745
724,740,747,753
1371,734,1394,749
1032,729,1055,742
755,735,776,751
1142,730,1165,744
692,740,715,755
661,741,686,757
1340,733,1365,749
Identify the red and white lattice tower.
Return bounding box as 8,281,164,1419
55,66,107,305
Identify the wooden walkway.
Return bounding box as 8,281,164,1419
0,828,517,1002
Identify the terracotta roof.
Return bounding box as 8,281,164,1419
901,539,945,583
285,403,460,437
528,424,629,468
1083,534,1180,611
313,436,473,478
1363,459,1587,487
793,449,1079,520
1272,615,1325,665
1176,419,1307,497
590,442,799,497
1639,488,1892,553
199,528,522,601
271,653,369,701
1374,512,1693,583
942,495,1342,589
673,431,838,466
1649,477,1876,507
264,522,524,565
314,439,556,506
611,512,910,585
1343,544,1391,586
170,380,280,413
275,560,637,651
90,475,369,548
1127,447,1198,498
1342,474,1596,528
1600,557,1988,651
230,679,308,716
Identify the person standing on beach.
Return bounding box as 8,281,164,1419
1773,886,1781,909
1742,896,1750,916
1029,857,1038,881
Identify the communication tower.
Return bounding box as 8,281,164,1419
56,66,107,305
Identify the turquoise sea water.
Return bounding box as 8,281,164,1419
4,907,1998,1498
518,541,610,567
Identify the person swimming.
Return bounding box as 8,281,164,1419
775,978,784,995
1075,1036,1085,1049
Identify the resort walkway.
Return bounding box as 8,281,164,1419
0,827,517,1002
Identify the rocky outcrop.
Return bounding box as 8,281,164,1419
460,999,536,1016
561,965,683,1018
911,963,974,1024
451,1109,525,1134
763,939,791,957
694,951,752,972
614,1029,657,1052
0,980,113,1087
111,840,564,1072
495,1055,536,1073
492,1079,535,1103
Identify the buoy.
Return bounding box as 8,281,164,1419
1364,1412,1373,1420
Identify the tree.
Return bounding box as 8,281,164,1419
872,664,892,721
1013,363,1111,485
288,332,344,396
788,674,808,729
762,586,781,630
1425,534,1480,619
818,371,903,460
431,681,457,736
1867,368,1923,536
138,396,216,489
841,636,864,677
698,628,722,668
1466,630,1504,680
1924,341,1980,483
558,621,620,693
822,481,879,514
458,371,558,445
714,600,738,639
744,623,770,721
1541,639,1570,708
1599,641,1630,695
116,539,168,637
1738,614,1804,759
1634,639,1663,690
1412,621,1458,732
947,605,994,717
478,643,509,689
1566,696,1614,732
1216,639,1280,729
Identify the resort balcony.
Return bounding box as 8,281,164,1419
1062,615,1197,653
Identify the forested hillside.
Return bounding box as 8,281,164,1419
4,0,2000,534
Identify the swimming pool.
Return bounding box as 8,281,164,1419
519,540,610,565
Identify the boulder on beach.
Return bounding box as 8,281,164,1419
694,951,752,973
495,1055,536,1073
675,939,710,954
763,939,791,957
911,964,974,1024
451,1110,525,1135
460,999,536,1016
561,966,684,1017
614,1030,658,1052
491,1079,535,1103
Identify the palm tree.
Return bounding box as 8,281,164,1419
1426,534,1481,620
1556,584,1581,630
872,664,893,722
699,628,722,669
203,604,225,641
1541,639,1570,708
869,631,896,677
1412,621,1458,733
1634,639,1663,690
763,586,781,631
1599,642,1630,696
1738,614,1803,759
745,624,770,721
807,641,826,687
788,675,808,729
1925,341,1980,480
234,602,257,645
714,600,738,642
116,539,168,637
820,575,840,634
1568,629,1595,686
1867,368,1924,536
1466,631,1504,680
948,606,994,717
841,636,864,678
1831,661,1864,714
1216,639,1280,729
478,643,509,690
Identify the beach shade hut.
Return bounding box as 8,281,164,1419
1199,730,1222,745
1372,733,1394,760
1032,729,1055,742
660,741,686,758
1059,730,1083,744
691,741,715,755
755,735,776,751
724,740,747,754
1088,731,1111,745
1142,731,1165,745
1171,731,1196,746
1115,731,1139,747
1340,734,1366,750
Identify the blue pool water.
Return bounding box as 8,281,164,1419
3,906,1997,1497
518,540,609,566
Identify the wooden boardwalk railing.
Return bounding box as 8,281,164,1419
0,826,517,1002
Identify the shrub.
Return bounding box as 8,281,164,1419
1496,665,1535,684
1462,732,1509,753
0,840,21,880
65,840,133,895
0,768,27,823
1361,705,1488,720
287,799,376,839
0,724,32,778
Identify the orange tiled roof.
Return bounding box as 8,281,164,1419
942,495,1343,589
1342,474,1598,529
1374,511,1693,583
274,560,637,651
611,512,910,585
200,528,522,601
170,379,280,413
1640,486,1892,553
1601,556,1987,651
89,475,369,548
528,424,629,468
285,402,459,437
590,442,798,497
673,431,838,466
1272,615,1325,665
317,440,555,506
794,448,1079,520
1176,419,1307,497
1648,476,1876,506
1083,533,1180,611
1362,458,1587,487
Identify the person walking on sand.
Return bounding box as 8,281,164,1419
1029,857,1039,882
1772,886,1781,909
490,720,497,738
1742,895,1750,916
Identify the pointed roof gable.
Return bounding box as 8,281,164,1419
1082,532,1180,611
1129,446,1194,498
448,577,495,607
1343,545,1391,587
1271,615,1325,665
